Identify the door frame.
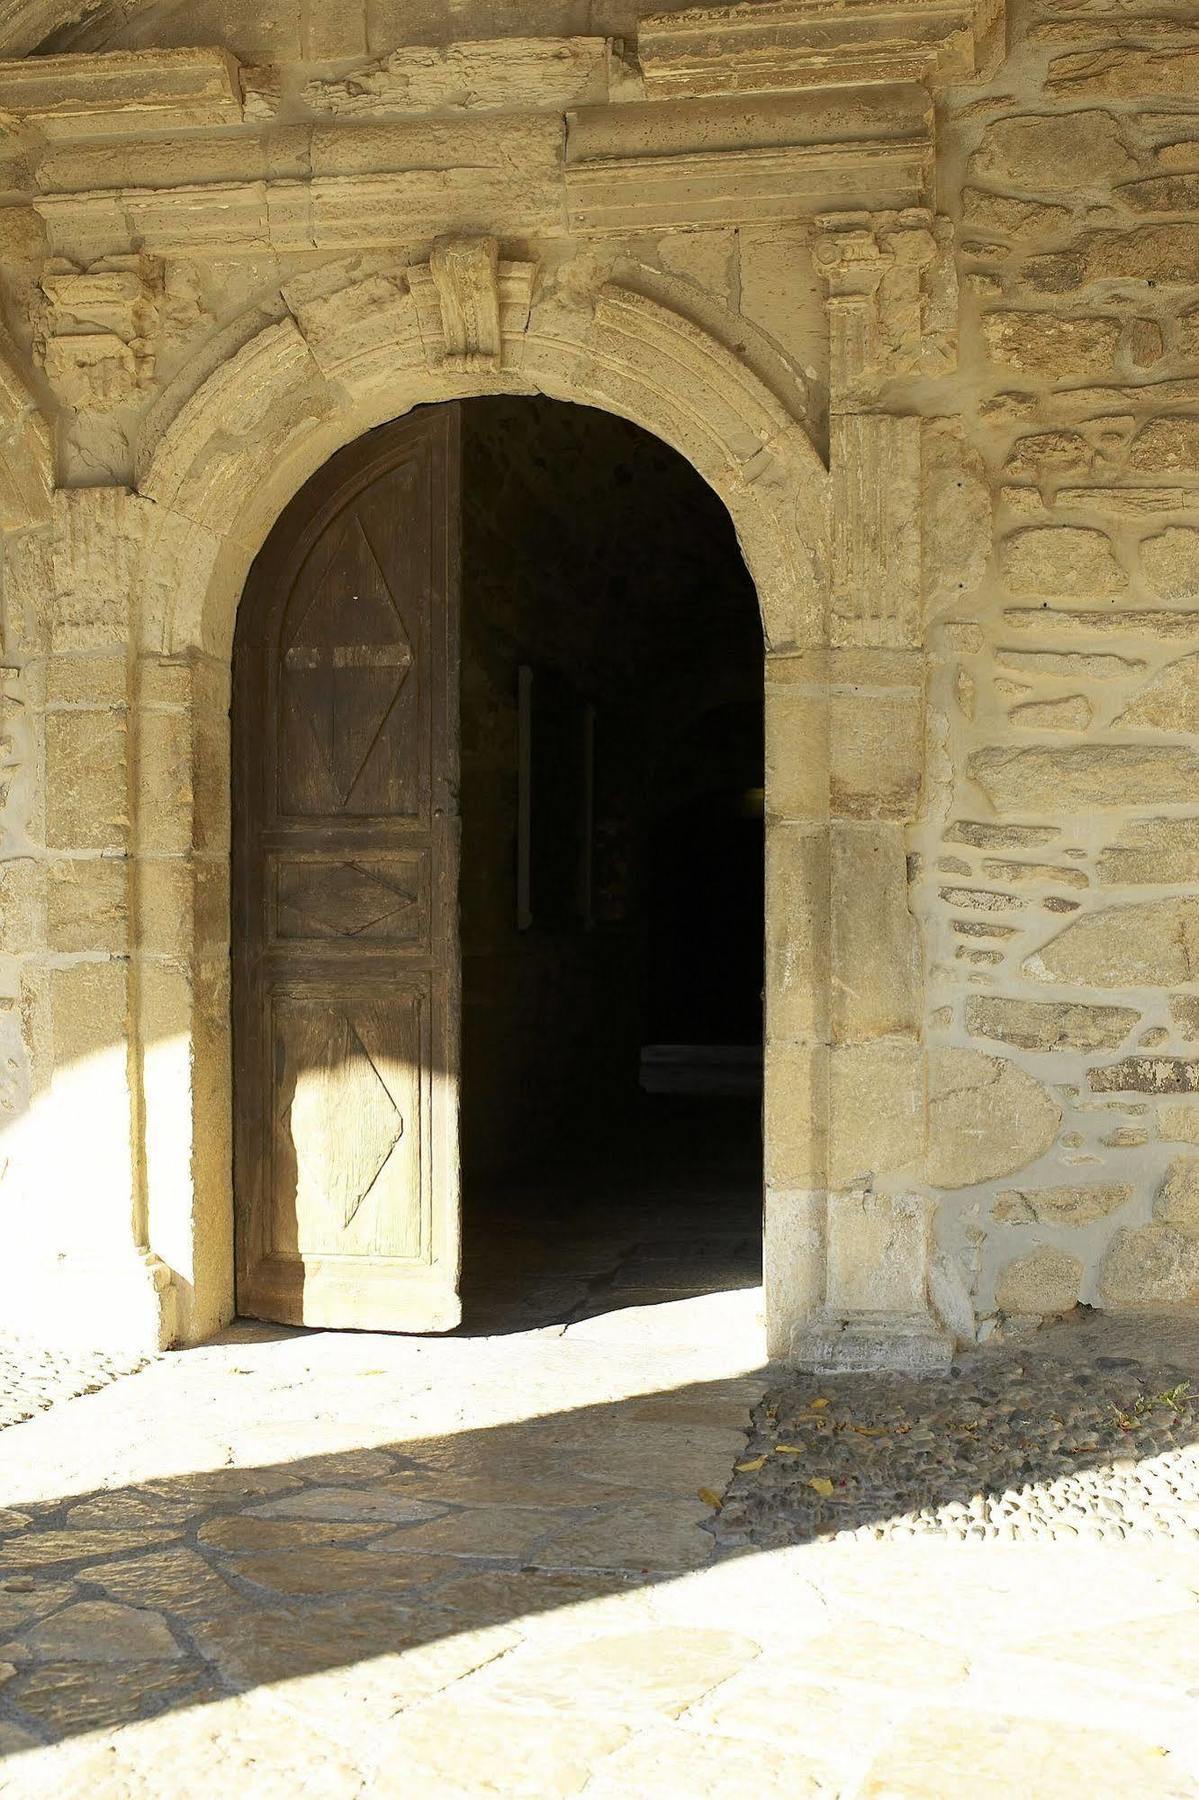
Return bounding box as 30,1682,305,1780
118,261,940,1369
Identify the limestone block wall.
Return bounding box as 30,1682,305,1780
918,0,1199,1327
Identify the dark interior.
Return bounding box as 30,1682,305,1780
456,396,765,1331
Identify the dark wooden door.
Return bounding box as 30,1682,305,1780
232,408,461,1330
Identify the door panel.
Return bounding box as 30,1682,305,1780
233,408,461,1331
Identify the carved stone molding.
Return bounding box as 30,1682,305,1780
407,240,535,374
814,208,957,407
0,323,52,531
638,0,1004,99
0,46,242,136
34,252,211,417
831,413,922,649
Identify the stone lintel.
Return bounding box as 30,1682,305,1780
638,0,1006,100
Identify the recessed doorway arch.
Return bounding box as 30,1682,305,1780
229,393,770,1339
131,267,836,1360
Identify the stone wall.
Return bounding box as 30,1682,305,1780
913,0,1199,1328
0,0,1196,1356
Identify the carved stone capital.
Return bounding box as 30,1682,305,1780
407,237,536,374
815,208,957,406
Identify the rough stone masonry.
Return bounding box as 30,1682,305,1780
0,0,1196,1366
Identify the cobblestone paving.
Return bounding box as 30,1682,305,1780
717,1333,1199,1547
0,1338,148,1434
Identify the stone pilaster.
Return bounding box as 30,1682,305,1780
0,488,177,1349
789,226,957,1374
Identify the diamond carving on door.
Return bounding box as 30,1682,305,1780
282,514,415,812
232,410,461,1331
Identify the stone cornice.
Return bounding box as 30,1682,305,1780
638,0,1005,99
0,46,242,136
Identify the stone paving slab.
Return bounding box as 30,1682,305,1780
0,1308,1196,1795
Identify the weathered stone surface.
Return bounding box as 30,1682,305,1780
1129,418,1199,476
944,820,1058,850
961,190,1070,239
1000,526,1125,596
1097,818,1199,885
1025,899,1199,988
996,1247,1083,1315
302,37,610,116
831,826,919,1043
1010,694,1092,730
1122,173,1199,214
1125,318,1165,369
980,859,1086,890
941,886,1025,913
1004,605,1199,640
972,746,1199,812
1004,430,1094,481
1170,995,1199,1038
1090,1057,1199,1095
1099,1224,1199,1306
1037,225,1199,288
922,420,991,614
965,996,1137,1053
996,649,1144,680
927,1048,1061,1189
1140,527,1199,601
1159,1103,1199,1144
1115,654,1199,732
982,313,1120,377
970,110,1134,189
1154,1158,1199,1236
828,1040,923,1189
1048,47,1199,101
994,1186,1131,1226
26,1600,182,1662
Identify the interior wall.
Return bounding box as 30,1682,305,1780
458,395,764,1174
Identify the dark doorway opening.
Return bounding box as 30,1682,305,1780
457,396,765,1334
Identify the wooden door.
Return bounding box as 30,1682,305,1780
232,408,461,1330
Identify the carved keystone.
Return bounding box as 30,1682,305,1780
407,237,536,374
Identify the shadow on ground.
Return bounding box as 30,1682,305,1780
1,1316,1198,1754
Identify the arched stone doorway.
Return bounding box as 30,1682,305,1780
229,393,767,1337
123,265,849,1364
0,254,946,1372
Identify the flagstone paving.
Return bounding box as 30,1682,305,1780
0,1298,1196,1797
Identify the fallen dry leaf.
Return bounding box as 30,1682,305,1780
735,1455,767,1474
807,1477,835,1497
852,1425,887,1437
774,1444,804,1455
808,1398,830,1411
698,1487,723,1509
